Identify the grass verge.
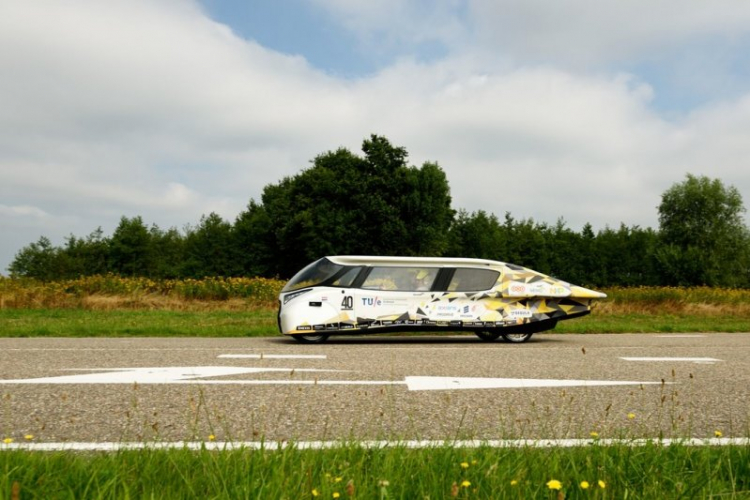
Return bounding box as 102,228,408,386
2,443,749,499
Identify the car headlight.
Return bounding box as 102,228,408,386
283,288,312,304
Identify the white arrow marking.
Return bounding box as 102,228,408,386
0,367,340,385
0,367,660,390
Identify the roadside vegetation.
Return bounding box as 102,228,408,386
2,276,750,336
2,442,749,499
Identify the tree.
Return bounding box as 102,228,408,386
656,174,750,286
182,213,237,278
7,236,63,280
257,135,455,278
108,216,154,277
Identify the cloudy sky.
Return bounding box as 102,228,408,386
2,0,750,273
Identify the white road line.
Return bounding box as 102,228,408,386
621,357,721,364
3,438,749,452
218,354,327,359
655,335,706,338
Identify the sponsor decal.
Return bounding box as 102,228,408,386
297,325,312,331
313,325,326,331
361,297,382,307
449,321,462,327
340,324,355,330
508,309,533,319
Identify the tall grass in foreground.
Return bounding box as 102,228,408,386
2,443,749,499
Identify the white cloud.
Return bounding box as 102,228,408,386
1,0,750,272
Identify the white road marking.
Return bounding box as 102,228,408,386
0,368,661,391
404,376,662,391
3,438,749,452
218,354,327,359
656,335,706,338
621,357,721,364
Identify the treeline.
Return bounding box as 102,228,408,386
8,136,750,287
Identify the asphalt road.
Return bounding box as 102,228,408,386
0,333,748,443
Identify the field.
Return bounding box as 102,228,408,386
2,276,750,336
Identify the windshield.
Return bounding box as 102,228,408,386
282,258,344,292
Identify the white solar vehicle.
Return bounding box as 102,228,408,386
278,256,606,343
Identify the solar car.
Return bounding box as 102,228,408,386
278,256,606,343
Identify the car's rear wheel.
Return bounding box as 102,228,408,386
475,330,501,341
291,334,330,343
501,332,533,343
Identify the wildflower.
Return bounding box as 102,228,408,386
334,477,343,483
510,480,518,487
312,488,319,497
208,434,216,441
627,412,636,420
450,482,459,497
460,461,470,469
547,479,562,490
345,480,355,496
590,431,599,439
471,459,478,465
2,438,12,444
332,493,340,499
24,434,34,441
598,480,606,489
461,480,471,488
580,481,590,489
715,430,723,438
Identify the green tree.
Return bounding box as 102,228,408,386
7,236,63,280
258,135,454,278
656,174,750,286
182,213,237,278
108,216,154,277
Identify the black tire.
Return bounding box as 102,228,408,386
291,334,330,344
501,332,533,343
475,330,501,342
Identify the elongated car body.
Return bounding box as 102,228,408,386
278,256,605,343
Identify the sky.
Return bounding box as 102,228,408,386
2,0,750,274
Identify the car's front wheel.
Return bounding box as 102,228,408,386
501,332,533,343
291,334,330,344
475,330,501,342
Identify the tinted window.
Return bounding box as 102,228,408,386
361,267,438,291
282,258,343,292
447,268,499,291
332,267,362,287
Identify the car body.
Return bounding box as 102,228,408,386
278,255,606,343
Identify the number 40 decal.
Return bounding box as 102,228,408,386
341,295,354,310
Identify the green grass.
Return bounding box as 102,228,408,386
1,308,749,337
2,443,749,499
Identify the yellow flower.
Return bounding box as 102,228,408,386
471,459,478,465
590,431,599,438
332,493,340,499
598,480,606,489
461,480,471,488
312,489,319,497
2,438,12,444
208,434,216,441
547,479,562,490
460,461,470,469
510,480,518,487
580,481,590,489
24,434,34,441
627,412,636,420
334,477,342,483
714,430,723,438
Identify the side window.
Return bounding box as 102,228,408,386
447,269,500,292
331,267,362,287
361,267,437,291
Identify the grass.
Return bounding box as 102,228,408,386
2,442,749,499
